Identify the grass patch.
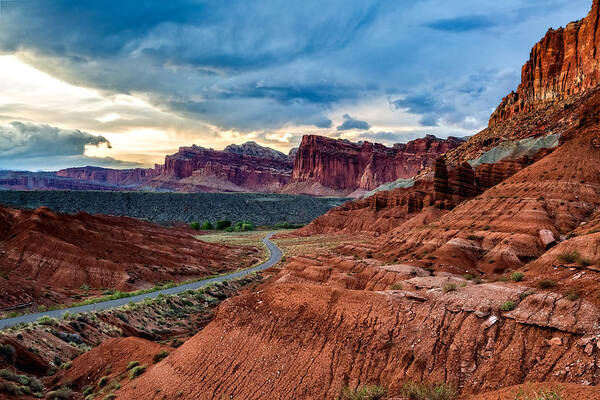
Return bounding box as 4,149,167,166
538,279,557,289
129,365,147,379
514,387,563,400
565,290,580,301
442,283,457,293
153,349,169,363
400,381,458,400
338,385,387,400
510,272,524,282
557,251,593,267
500,301,516,312
127,360,140,370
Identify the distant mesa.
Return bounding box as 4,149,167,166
0,134,463,197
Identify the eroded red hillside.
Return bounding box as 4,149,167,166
0,206,260,310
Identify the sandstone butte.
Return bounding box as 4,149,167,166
112,1,600,399
281,134,464,197
13,134,463,196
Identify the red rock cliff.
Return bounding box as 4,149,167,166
156,143,293,192
490,0,600,125
57,166,158,186
288,134,463,195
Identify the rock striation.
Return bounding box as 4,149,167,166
490,0,600,125
283,134,463,197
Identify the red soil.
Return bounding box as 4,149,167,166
0,206,261,309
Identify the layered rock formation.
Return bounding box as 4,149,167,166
490,0,600,126
282,134,463,197
56,166,159,186
0,205,261,309
153,143,293,192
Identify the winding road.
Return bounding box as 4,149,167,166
0,232,282,330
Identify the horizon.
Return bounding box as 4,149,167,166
0,0,591,171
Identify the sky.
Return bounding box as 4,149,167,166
0,0,591,170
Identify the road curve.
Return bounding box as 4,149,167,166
0,232,282,330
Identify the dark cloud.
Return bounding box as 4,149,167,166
337,114,371,131
427,15,496,32
0,121,110,159
0,0,592,134
0,121,138,170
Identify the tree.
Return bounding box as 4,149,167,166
201,221,213,230
215,220,231,230
189,221,200,230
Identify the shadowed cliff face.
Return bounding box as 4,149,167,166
490,0,600,126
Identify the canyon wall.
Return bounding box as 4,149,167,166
489,0,600,125
284,134,463,197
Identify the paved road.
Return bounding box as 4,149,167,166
0,232,282,330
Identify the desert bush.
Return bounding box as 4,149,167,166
171,338,184,348
82,386,93,396
538,279,557,289
275,222,304,229
47,387,73,400
519,289,535,300
215,220,231,230
338,385,387,400
201,221,213,230
501,301,516,312
0,382,18,395
557,251,592,267
390,283,403,290
400,381,458,400
442,283,457,293
514,387,563,400
153,349,169,363
189,221,200,230
510,272,524,282
61,361,72,369
80,284,90,291
0,344,15,365
98,376,109,388
566,290,580,301
127,360,140,370
129,365,146,379
103,394,117,400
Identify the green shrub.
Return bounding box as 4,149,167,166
129,365,146,379
201,221,213,230
0,344,15,365
171,338,184,348
189,221,200,230
215,220,231,230
519,289,535,300
127,360,140,370
442,282,457,293
98,376,109,388
566,290,580,301
82,386,93,396
0,382,18,395
61,361,72,370
390,283,403,290
338,385,387,400
510,272,524,282
501,301,516,312
103,394,117,400
538,279,557,289
514,387,563,400
557,251,592,267
80,284,90,291
47,387,73,400
400,381,458,400
153,349,169,363
275,222,304,229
